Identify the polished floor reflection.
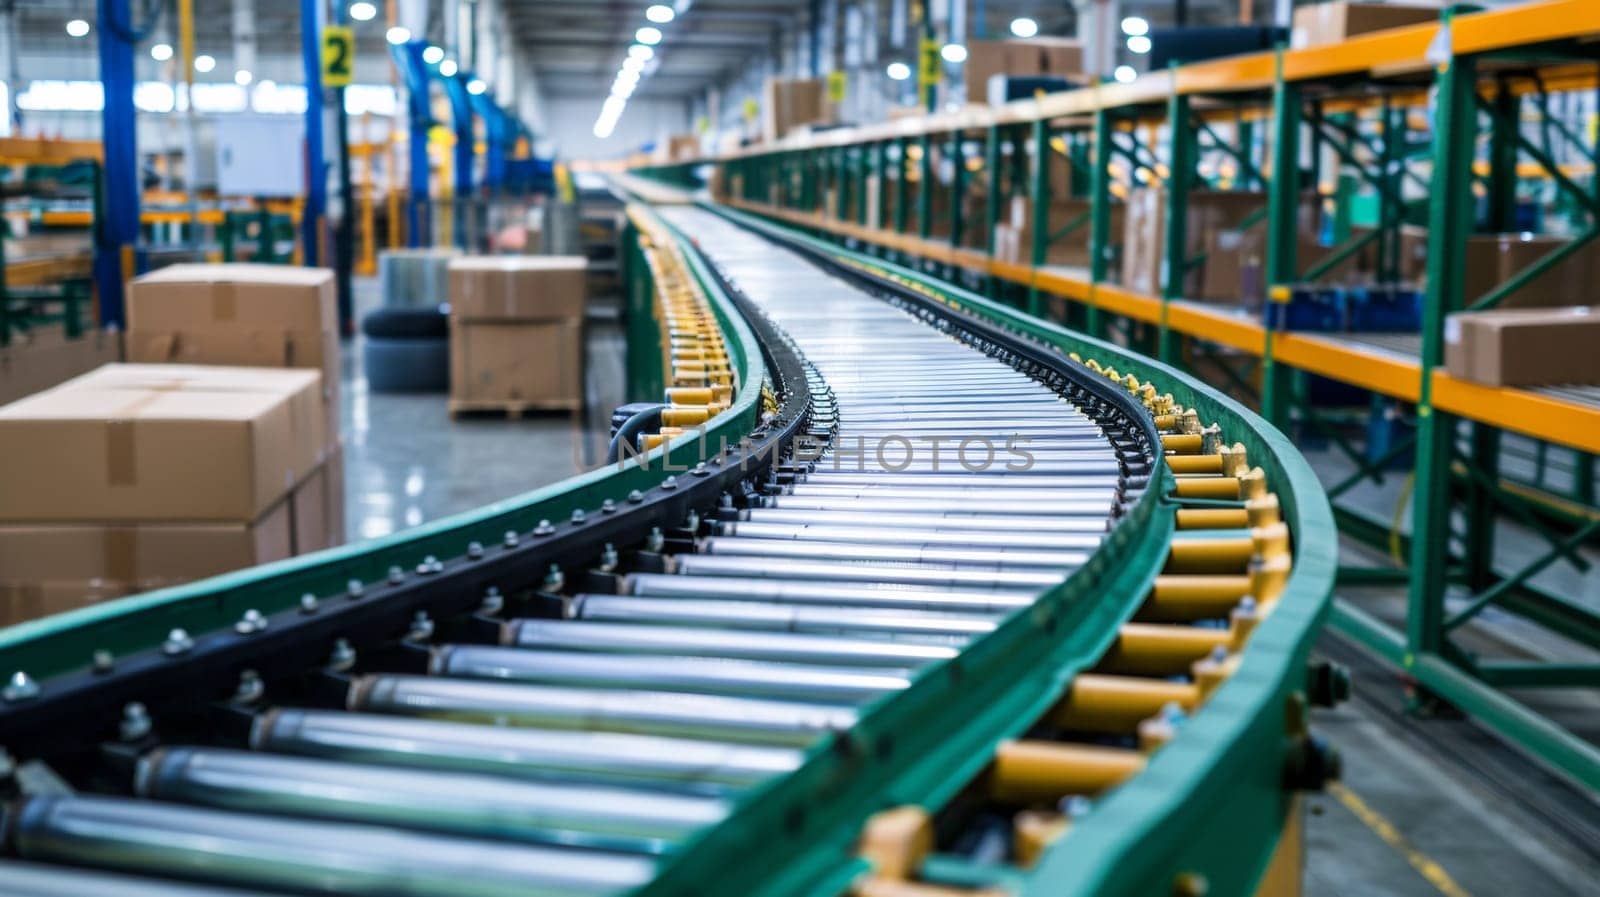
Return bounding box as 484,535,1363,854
340,281,625,543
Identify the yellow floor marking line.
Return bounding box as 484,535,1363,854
1327,781,1475,897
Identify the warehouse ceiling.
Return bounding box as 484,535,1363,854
506,0,1246,101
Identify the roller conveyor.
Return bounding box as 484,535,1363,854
0,201,1337,897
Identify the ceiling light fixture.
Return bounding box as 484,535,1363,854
940,43,967,63
628,44,654,61
645,4,675,24
1127,35,1152,54
636,26,662,45
1113,64,1137,83
1009,17,1038,38
385,26,411,44
234,69,253,85
150,43,173,62
422,45,444,64
1121,16,1149,37
886,61,910,81
438,59,458,77
467,78,486,95
194,54,215,73
349,2,377,21
65,19,90,37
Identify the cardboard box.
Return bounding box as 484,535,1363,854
448,256,588,322
291,444,345,555
0,326,122,406
965,38,1083,104
1459,234,1600,309
450,320,583,408
1443,306,1600,387
126,263,340,447
1291,1,1442,48
0,364,324,523
762,77,832,143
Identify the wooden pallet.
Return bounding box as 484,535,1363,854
448,398,582,420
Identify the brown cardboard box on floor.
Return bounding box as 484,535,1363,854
125,263,340,447
448,256,588,321
290,443,345,554
1291,1,1442,48
450,320,583,409
0,502,294,627
1444,307,1600,387
0,325,122,406
0,364,324,523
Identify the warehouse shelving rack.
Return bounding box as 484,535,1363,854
641,0,1600,789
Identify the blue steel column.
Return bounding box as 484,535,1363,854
441,73,475,249
95,0,142,327
300,0,326,266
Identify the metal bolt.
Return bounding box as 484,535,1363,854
120,702,152,741
233,670,264,704
542,564,565,592
627,489,645,504
416,555,443,575
534,520,554,536
692,462,710,476
661,476,679,490
235,609,267,635
1172,873,1209,897
1059,795,1092,818
328,638,356,671
1237,595,1258,613
91,650,114,674
466,541,485,560
1208,645,1229,663
570,508,586,525
387,565,405,585
599,543,619,572
685,510,700,532
505,529,522,547
3,671,39,702
0,749,14,780
299,593,320,614
408,611,434,641
601,498,616,514
644,527,665,553
162,628,194,656
347,579,365,599
1161,701,1187,724
480,586,504,615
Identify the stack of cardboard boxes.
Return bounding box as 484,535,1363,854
447,256,588,414
0,364,336,625
994,194,1125,269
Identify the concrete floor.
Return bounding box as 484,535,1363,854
337,279,1598,896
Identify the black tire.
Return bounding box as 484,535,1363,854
363,336,450,392
361,306,449,340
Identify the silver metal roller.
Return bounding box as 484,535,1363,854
11,795,655,897
794,471,1121,487
624,572,1032,612
252,710,801,791
503,619,957,667
762,495,1113,516
671,555,1067,589
429,645,910,703
783,483,1118,501
716,520,1103,551
349,675,858,746
740,507,1112,532
576,594,999,637
136,747,724,852
0,862,286,897
698,536,1088,570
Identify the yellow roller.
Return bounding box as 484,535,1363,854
989,741,1145,803
1013,810,1070,867
1096,623,1233,676
1047,674,1200,733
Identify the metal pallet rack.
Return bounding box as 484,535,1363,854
640,1,1600,789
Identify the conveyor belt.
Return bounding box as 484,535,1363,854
0,201,1336,897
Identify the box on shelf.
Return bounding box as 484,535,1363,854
447,256,588,321
1443,306,1600,387
1003,196,1124,267
1291,1,1442,48
450,320,583,410
762,77,832,143
0,363,325,523
965,38,1084,102
125,263,340,446
0,325,122,406
1460,233,1600,309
